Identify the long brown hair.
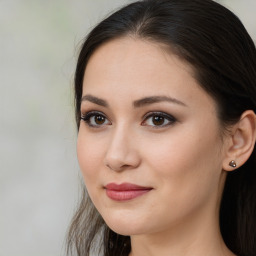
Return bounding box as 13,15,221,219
67,0,256,255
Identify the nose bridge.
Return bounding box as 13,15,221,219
110,123,129,151
104,122,139,171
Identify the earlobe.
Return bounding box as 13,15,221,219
223,110,256,171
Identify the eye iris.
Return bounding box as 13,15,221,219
95,115,105,125
153,116,164,125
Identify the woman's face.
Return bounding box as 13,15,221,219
77,37,228,236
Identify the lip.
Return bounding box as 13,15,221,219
104,183,152,201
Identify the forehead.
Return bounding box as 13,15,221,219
85,37,194,76
84,38,190,85
82,37,215,112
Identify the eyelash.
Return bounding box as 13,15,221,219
142,112,177,128
80,111,111,128
80,111,177,128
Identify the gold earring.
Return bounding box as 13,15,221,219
229,160,237,168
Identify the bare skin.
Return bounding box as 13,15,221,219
77,37,255,256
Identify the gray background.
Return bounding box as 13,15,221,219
0,1,255,256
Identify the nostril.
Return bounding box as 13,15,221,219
106,163,130,172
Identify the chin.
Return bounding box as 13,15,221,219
107,224,142,236
103,215,148,236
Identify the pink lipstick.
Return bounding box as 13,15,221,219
105,183,152,201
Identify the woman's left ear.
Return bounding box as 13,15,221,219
223,110,256,171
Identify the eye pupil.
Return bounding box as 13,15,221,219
153,116,164,125
95,115,105,124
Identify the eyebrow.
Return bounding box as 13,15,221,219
81,94,187,108
81,94,109,107
133,96,187,108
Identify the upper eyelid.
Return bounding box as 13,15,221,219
81,110,174,117
81,110,107,117
143,111,176,120
80,111,108,121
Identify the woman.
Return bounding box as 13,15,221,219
67,0,256,255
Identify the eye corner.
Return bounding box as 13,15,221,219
80,110,111,128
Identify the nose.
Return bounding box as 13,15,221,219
104,126,141,172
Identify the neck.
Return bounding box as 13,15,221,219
128,207,235,256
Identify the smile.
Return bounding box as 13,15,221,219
105,183,153,201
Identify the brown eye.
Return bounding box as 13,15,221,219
142,112,176,128
152,116,165,126
81,111,111,127
94,115,106,125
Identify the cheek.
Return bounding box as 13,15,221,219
142,124,223,205
144,126,221,171
77,129,105,184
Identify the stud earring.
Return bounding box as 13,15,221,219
229,160,237,168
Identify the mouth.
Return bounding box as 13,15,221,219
104,183,153,201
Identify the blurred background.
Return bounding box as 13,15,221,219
0,1,255,256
